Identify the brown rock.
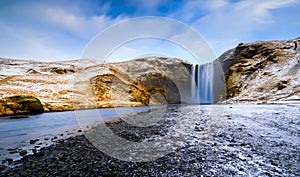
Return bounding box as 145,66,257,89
217,37,300,103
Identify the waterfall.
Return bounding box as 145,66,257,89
190,65,199,103
190,63,214,104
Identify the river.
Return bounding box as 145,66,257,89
0,106,161,163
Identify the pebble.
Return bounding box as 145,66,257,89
8,150,17,154
5,158,13,164
19,150,27,156
1,105,298,177
57,139,64,143
238,154,247,161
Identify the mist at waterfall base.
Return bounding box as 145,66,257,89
189,63,214,104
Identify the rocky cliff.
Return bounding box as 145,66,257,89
217,37,300,103
0,57,191,114
1,37,299,114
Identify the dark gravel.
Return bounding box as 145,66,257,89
1,104,299,176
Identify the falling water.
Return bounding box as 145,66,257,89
190,63,214,104
190,65,199,103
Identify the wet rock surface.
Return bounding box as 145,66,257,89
1,104,299,176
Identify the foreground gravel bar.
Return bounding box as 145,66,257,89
1,104,299,176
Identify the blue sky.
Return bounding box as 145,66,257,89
0,0,299,63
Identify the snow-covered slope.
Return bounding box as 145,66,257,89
0,57,191,112
217,37,300,103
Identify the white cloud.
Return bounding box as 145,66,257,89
0,4,127,61
234,0,296,23
203,0,229,10
190,0,298,56
80,17,215,64
1,0,298,62
170,0,228,22
41,7,126,40
0,25,81,61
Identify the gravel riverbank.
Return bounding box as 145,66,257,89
1,104,299,176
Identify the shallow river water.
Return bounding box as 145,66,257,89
0,106,160,162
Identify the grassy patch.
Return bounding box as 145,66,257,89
8,95,38,103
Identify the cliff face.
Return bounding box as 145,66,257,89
1,37,298,112
0,57,191,112
90,73,151,108
218,37,300,103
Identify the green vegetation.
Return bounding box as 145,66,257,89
4,95,44,115
8,95,40,104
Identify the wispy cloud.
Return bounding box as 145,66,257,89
189,0,299,55
0,24,82,60
0,2,127,60
0,0,299,61
40,7,126,40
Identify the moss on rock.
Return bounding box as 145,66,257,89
0,95,44,116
